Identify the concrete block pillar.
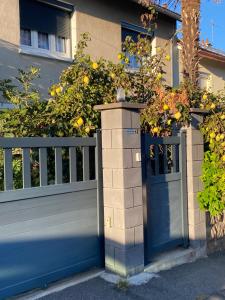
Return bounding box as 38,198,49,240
186,109,207,251
95,102,146,277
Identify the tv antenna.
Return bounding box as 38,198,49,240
211,19,215,44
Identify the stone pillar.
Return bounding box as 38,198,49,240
186,109,207,252
95,102,146,277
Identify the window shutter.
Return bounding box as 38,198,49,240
121,22,153,43
122,28,139,43
19,0,73,38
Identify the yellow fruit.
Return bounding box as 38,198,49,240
222,155,225,162
221,115,225,120
125,57,130,64
56,86,62,95
118,53,122,60
85,127,90,134
50,90,56,97
210,103,216,109
221,142,225,147
152,127,159,134
220,134,225,140
167,119,172,126
92,62,98,69
200,104,204,109
202,94,208,101
216,135,221,142
210,132,216,139
156,73,163,81
165,54,171,61
110,73,116,79
174,111,182,120
77,117,84,127
83,76,89,85
163,104,169,111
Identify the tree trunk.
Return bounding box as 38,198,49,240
181,0,200,88
148,0,201,88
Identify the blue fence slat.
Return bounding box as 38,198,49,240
4,148,13,191
69,147,77,183
163,144,168,174
83,147,90,181
22,148,31,188
55,147,63,185
39,148,48,186
154,145,159,176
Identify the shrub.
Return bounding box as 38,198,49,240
198,151,225,216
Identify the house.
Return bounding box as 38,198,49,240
176,40,225,92
199,45,225,91
0,0,180,107
0,0,224,109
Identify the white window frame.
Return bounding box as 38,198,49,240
199,72,212,91
19,29,72,62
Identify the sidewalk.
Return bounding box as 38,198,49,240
38,253,225,300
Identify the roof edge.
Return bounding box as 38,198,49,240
199,47,225,64
130,0,181,21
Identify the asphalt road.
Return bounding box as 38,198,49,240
40,253,225,300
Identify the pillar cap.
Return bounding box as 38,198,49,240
95,102,147,111
190,108,209,115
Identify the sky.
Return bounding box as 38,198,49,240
200,0,225,51
173,0,225,52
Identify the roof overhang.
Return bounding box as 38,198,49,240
130,0,181,21
177,40,225,64
200,47,225,64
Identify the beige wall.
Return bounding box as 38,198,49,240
153,15,177,86
0,0,176,104
0,40,70,100
74,0,175,84
0,0,20,46
199,58,225,92
178,47,225,93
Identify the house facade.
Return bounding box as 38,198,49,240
199,46,225,91
0,0,224,109
0,0,180,107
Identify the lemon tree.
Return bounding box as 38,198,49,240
45,33,129,137
0,67,47,137
199,92,225,160
141,86,191,136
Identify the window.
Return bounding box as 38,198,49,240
56,36,66,53
121,22,152,70
38,32,49,50
20,28,31,46
199,72,212,91
19,0,74,60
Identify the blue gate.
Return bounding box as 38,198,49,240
0,134,104,299
142,131,188,263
